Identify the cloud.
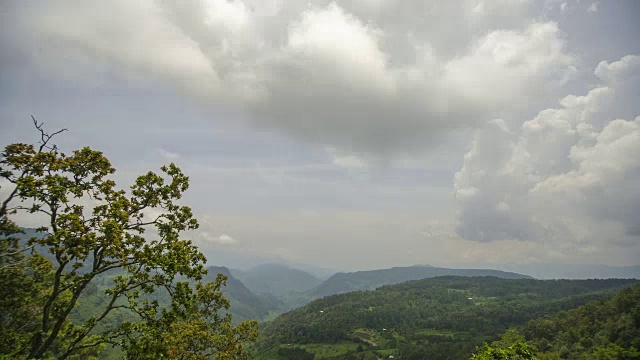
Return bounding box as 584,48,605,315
5,0,575,155
156,148,180,161
594,55,640,83
454,54,640,258
326,147,369,169
216,234,237,244
442,22,574,113
201,232,238,245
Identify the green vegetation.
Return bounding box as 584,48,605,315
470,330,536,360
311,265,532,298
522,283,640,359
469,284,640,359
0,121,257,359
256,276,637,360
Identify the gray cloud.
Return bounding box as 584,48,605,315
4,0,575,155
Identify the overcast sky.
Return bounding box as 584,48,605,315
1,0,639,271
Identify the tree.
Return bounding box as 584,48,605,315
470,341,536,360
470,330,536,360
0,118,257,359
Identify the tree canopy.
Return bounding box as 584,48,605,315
0,119,257,359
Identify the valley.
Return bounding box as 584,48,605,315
195,263,639,359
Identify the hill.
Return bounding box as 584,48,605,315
255,277,637,360
234,264,323,297
521,283,640,358
204,266,285,322
310,265,533,298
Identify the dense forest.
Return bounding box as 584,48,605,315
521,283,640,359
253,277,638,360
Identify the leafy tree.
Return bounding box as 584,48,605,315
471,331,537,360
0,119,257,359
470,341,536,360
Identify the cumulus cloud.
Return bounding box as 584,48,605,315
5,0,575,155
443,22,574,109
454,55,640,258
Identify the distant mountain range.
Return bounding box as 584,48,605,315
11,228,640,324
202,264,537,320
501,263,640,280
204,266,285,322
231,263,322,297
308,265,532,298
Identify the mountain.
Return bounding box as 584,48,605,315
204,266,284,322
234,264,323,297
201,251,337,280
256,277,638,360
310,265,533,298
501,263,640,279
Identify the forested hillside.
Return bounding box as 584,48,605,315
310,266,532,298
521,283,640,359
255,277,637,360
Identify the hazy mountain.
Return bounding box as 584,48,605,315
202,251,336,279
501,263,640,280
310,265,532,298
204,266,284,322
234,264,323,297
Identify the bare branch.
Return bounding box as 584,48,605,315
31,115,67,152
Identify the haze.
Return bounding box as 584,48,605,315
1,0,639,273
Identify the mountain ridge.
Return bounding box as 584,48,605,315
310,265,533,298
204,266,284,322
234,263,323,297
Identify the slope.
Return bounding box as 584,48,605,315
235,264,322,297
204,266,285,322
310,265,533,298
522,283,640,358
256,277,637,360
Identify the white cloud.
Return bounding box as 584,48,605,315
454,54,640,262
285,3,394,95
443,22,574,111
217,234,237,244
201,232,238,245
587,2,598,12
326,147,369,169
156,148,180,161
595,55,640,83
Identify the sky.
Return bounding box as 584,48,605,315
1,0,639,272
